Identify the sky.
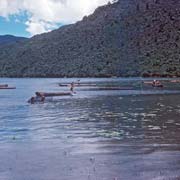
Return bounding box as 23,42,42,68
0,0,113,37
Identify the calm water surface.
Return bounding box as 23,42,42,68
0,78,180,180
0,78,180,145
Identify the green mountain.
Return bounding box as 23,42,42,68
0,0,180,77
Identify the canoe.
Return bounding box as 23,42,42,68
0,84,16,89
0,84,8,88
152,84,163,88
170,80,180,83
143,81,163,88
59,83,97,87
0,87,16,89
35,92,73,97
143,81,154,84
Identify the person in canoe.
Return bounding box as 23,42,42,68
70,82,75,92
28,94,45,104
152,80,163,87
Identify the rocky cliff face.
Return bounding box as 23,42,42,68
0,0,180,77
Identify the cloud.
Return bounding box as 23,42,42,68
0,0,113,36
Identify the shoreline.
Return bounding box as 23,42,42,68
0,76,180,79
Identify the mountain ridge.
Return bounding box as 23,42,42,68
0,35,27,46
0,0,180,77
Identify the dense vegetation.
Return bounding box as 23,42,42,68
0,0,180,77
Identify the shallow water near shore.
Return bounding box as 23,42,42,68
0,78,180,180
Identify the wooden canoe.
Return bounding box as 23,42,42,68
143,81,154,84
35,92,73,97
143,81,163,88
170,80,180,83
0,87,16,89
152,84,163,88
0,84,8,88
59,83,97,87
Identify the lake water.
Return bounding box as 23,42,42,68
0,78,180,180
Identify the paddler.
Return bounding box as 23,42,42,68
152,80,162,87
152,80,157,86
70,82,75,92
28,95,45,104
28,97,35,104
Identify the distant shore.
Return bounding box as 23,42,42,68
0,74,180,78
